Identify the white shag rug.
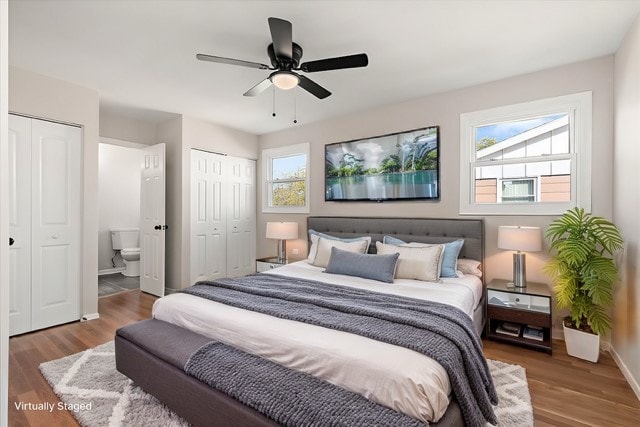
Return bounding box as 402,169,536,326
39,341,533,426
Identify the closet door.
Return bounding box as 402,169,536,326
190,150,227,284
226,157,256,277
8,115,32,336
30,119,81,330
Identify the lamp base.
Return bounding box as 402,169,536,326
276,239,287,264
513,252,527,288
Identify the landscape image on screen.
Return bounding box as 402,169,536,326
325,126,439,201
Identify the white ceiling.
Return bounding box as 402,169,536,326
9,0,640,135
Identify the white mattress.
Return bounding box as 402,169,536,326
152,261,483,423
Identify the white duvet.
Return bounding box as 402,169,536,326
152,261,482,424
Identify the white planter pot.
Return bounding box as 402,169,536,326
563,323,600,363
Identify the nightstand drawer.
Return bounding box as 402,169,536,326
487,305,551,327
487,289,550,314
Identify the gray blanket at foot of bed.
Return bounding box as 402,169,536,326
185,341,425,427
183,273,498,427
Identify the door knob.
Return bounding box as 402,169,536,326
154,225,161,230
9,237,14,246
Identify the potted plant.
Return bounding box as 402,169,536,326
544,207,623,362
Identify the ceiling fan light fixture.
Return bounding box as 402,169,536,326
271,71,299,90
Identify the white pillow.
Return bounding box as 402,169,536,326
307,232,371,263
457,259,483,277
376,242,444,282
311,237,369,268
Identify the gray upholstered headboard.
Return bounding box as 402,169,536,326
306,216,484,266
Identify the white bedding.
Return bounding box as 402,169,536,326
152,261,483,423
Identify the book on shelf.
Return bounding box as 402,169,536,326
523,325,544,341
495,322,522,337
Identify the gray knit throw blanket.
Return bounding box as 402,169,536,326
183,273,498,426
185,341,425,427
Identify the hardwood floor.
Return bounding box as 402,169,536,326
7,290,640,426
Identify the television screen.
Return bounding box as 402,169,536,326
325,126,440,201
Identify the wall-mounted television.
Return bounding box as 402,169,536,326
325,126,440,202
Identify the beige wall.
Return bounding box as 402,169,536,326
99,110,156,145
613,14,640,398
258,56,615,337
9,66,100,318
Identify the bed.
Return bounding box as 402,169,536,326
115,217,493,427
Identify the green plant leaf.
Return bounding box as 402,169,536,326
544,207,622,336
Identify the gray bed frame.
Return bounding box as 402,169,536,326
116,216,485,427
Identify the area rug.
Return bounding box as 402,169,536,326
39,342,533,426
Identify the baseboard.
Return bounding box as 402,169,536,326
610,345,640,401
81,313,100,322
99,268,125,276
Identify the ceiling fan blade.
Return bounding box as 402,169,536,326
243,78,273,97
300,53,368,73
298,75,331,99
196,53,270,70
268,17,293,59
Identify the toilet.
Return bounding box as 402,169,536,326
110,227,140,277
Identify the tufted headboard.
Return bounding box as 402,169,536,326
306,216,484,268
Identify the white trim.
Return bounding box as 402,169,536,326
610,345,640,401
99,136,148,149
261,142,310,214
98,267,126,276
460,91,592,215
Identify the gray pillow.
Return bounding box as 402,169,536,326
325,247,399,283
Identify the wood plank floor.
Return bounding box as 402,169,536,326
8,290,640,426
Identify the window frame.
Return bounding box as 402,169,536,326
459,91,592,215
261,142,310,214
499,177,537,203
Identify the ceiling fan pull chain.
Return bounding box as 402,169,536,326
293,88,298,124
272,86,276,117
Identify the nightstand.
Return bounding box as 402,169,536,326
256,257,287,272
486,279,553,354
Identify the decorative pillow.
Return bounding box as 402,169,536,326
312,237,369,268
382,236,464,278
457,259,483,277
325,247,399,283
375,242,444,282
307,230,371,263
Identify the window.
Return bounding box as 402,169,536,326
262,142,310,213
459,92,592,215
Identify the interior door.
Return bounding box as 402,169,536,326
190,150,226,284
226,157,256,277
140,143,165,297
8,115,31,335
30,118,81,331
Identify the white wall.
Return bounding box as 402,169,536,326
9,66,100,319
613,14,640,398
97,143,141,272
258,56,615,337
99,110,156,146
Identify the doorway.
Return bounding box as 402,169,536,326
97,141,143,296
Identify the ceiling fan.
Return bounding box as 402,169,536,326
196,17,368,100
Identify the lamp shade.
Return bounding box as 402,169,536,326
266,222,299,240
497,226,542,252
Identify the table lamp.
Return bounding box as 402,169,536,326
497,226,542,288
266,222,299,263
